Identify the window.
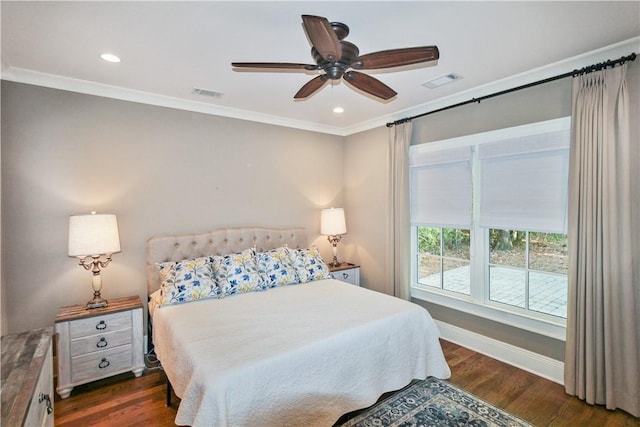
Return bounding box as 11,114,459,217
410,118,570,337
417,227,471,295
488,229,568,318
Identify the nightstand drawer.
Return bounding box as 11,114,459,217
328,263,361,286
71,344,132,384
333,268,359,285
69,311,132,339
70,328,132,356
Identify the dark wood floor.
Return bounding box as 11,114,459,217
54,340,639,426
440,340,638,426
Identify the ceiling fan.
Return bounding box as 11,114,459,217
231,15,439,101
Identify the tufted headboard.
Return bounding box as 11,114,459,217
146,226,308,294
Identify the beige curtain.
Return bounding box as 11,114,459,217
388,122,412,300
565,63,640,417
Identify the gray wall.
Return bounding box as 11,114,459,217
1,81,345,334
411,77,572,145
343,126,392,295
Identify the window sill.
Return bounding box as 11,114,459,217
411,285,566,341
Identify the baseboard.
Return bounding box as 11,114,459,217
435,320,565,385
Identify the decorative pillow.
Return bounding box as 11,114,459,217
255,247,299,288
212,248,267,296
156,256,220,307
287,246,331,283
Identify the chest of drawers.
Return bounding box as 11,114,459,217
1,327,54,427
54,296,145,398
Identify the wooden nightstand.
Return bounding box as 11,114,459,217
329,262,360,286
54,295,145,399
1,327,54,427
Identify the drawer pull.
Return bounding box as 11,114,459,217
342,273,349,279
96,320,107,330
96,337,108,348
39,393,53,414
98,358,110,369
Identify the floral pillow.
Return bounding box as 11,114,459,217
157,256,220,307
287,246,331,283
256,247,299,288
212,248,267,296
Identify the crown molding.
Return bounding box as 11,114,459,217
2,37,637,137
0,67,347,136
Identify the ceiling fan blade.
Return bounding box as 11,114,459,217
302,15,342,62
355,46,440,70
232,62,317,70
343,71,397,100
294,75,329,99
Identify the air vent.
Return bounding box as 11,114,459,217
422,73,462,89
191,87,223,98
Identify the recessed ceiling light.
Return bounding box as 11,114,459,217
100,53,121,63
423,73,462,89
333,107,344,114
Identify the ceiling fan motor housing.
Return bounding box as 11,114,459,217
312,40,359,80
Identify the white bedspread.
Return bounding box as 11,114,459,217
152,279,450,427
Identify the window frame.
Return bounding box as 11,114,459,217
410,117,570,341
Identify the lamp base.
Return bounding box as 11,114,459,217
327,234,342,268
86,295,108,309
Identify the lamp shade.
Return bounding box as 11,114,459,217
68,213,121,257
320,207,346,235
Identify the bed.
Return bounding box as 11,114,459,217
147,227,450,427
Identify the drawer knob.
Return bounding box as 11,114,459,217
96,337,108,348
39,393,53,414
96,320,107,330
342,273,349,279
98,358,110,369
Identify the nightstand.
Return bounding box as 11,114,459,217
1,327,54,427
54,295,145,399
329,262,360,286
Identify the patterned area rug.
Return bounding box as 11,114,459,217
338,377,533,427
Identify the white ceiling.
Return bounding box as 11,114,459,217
2,1,639,135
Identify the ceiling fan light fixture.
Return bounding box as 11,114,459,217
423,73,462,89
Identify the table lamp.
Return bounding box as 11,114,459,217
68,212,121,309
320,207,346,267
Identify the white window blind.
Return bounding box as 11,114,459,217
478,129,570,233
409,146,472,228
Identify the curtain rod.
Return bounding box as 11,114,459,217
386,52,637,128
